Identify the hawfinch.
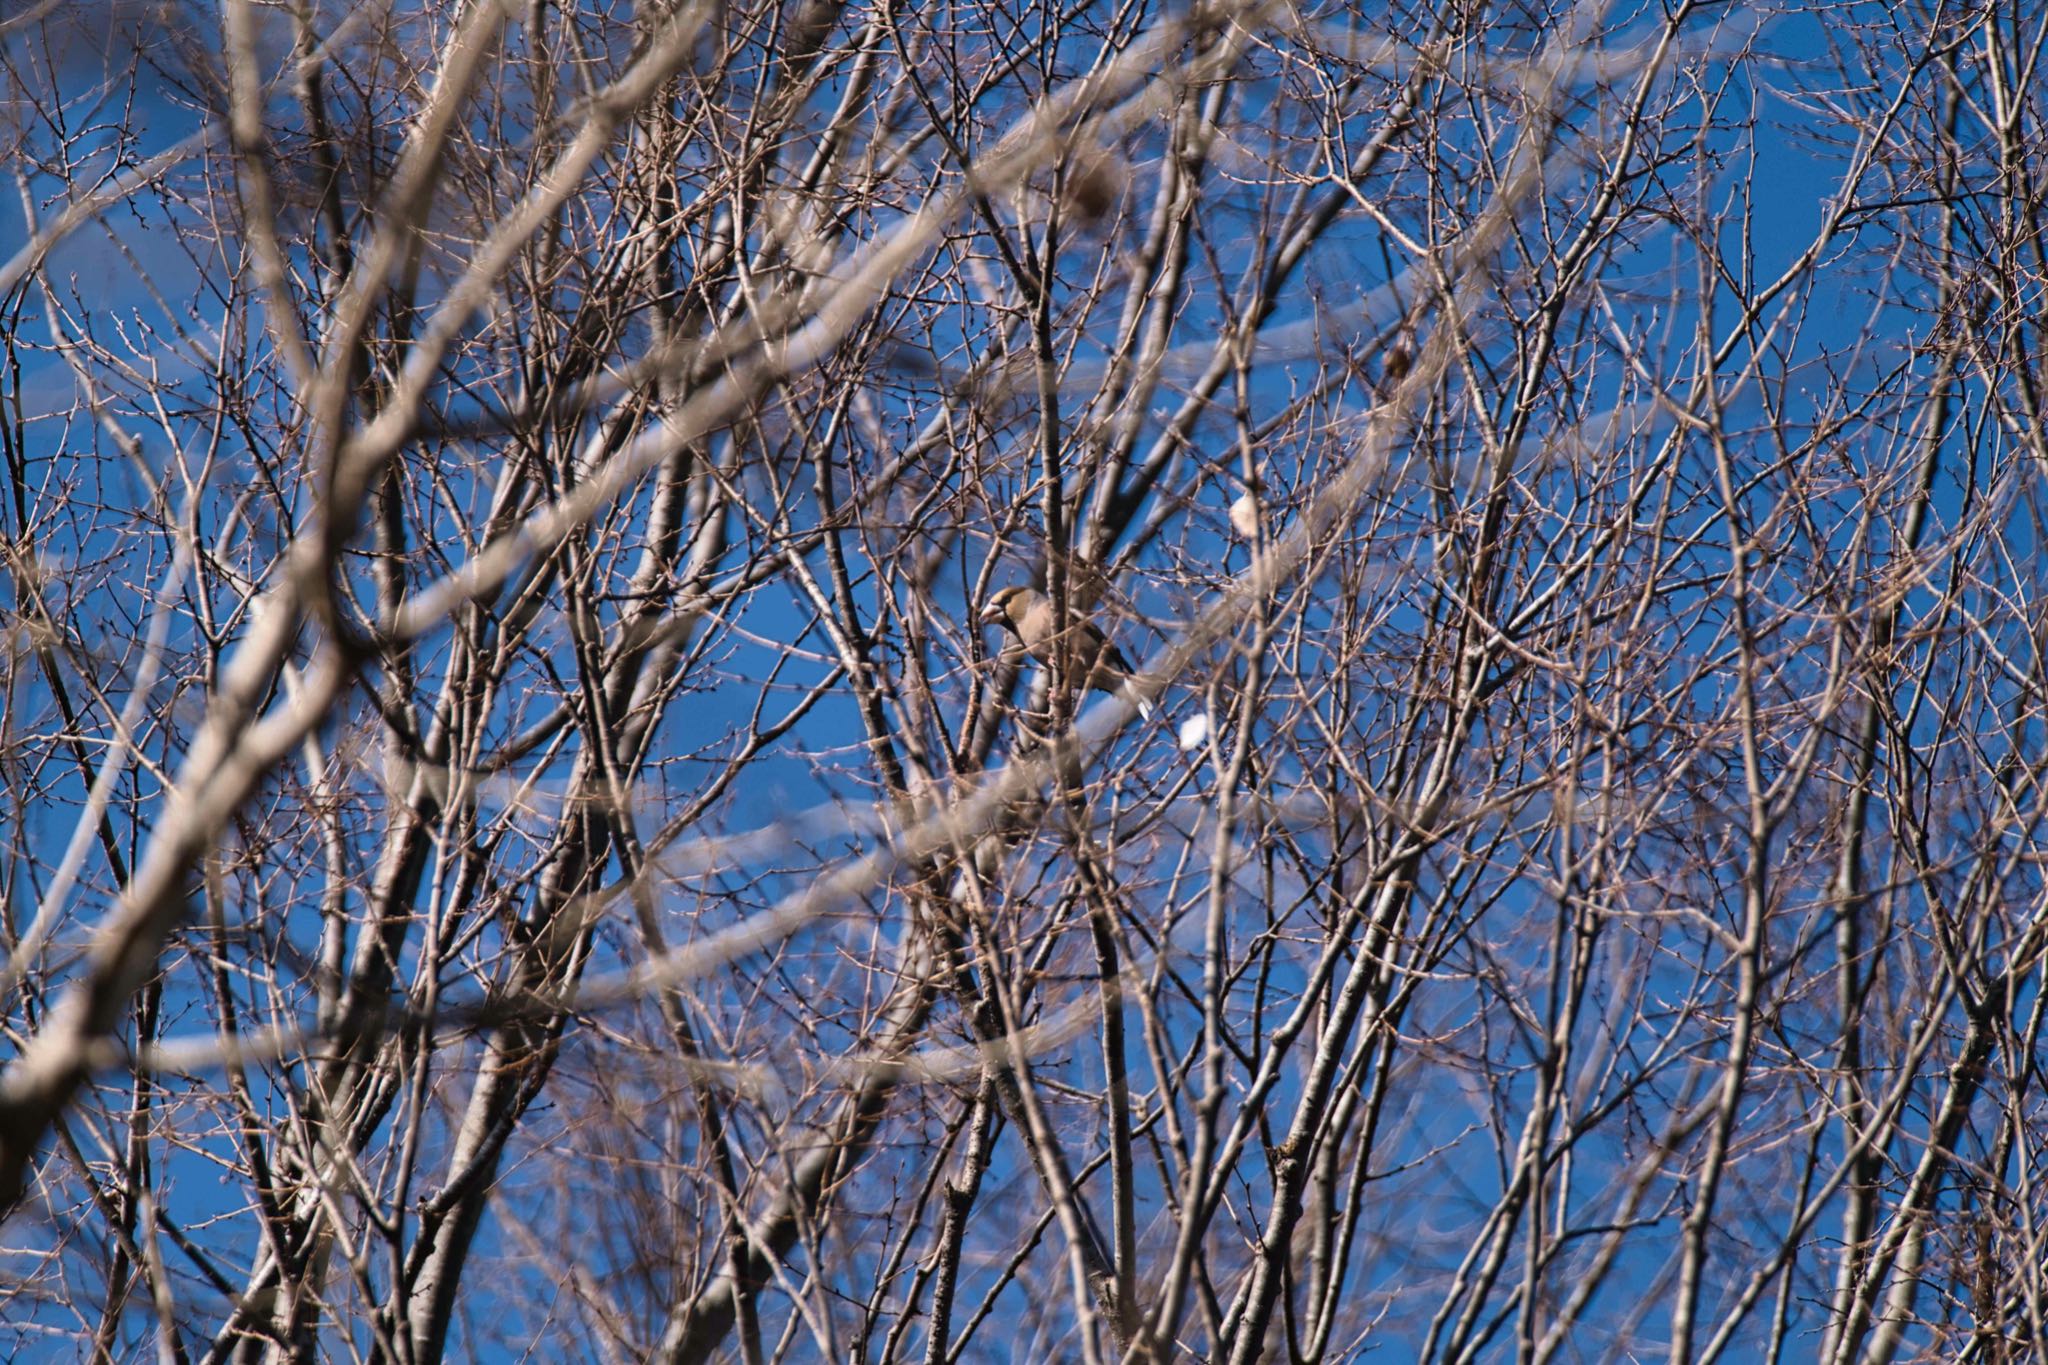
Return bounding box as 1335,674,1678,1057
979,585,1154,719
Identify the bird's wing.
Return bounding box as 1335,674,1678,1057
1097,637,1138,680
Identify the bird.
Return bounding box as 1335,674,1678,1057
979,585,1154,720
1229,488,1261,542
1229,465,1265,543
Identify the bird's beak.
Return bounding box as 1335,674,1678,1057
977,601,1003,626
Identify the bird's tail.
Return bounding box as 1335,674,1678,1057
1121,679,1155,721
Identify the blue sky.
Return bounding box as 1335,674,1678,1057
4,0,2036,1357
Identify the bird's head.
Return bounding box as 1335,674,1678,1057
978,585,1034,632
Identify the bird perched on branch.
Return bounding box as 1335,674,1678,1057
979,585,1154,720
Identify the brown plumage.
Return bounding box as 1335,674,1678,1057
979,585,1154,720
